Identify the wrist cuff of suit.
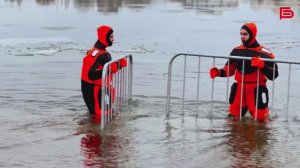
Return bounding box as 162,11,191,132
219,69,226,77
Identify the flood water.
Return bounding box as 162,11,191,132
1,0,300,167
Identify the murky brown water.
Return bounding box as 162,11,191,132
1,0,300,167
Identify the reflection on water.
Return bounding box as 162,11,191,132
90,0,122,13
80,133,120,168
74,0,153,13
171,0,239,10
167,0,239,15
4,0,299,19
48,0,153,13
77,116,120,168
7,0,299,14
225,119,272,167
5,0,300,8
36,0,55,5
4,0,23,7
5,0,238,12
80,133,103,167
251,0,300,6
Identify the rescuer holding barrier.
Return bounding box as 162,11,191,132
209,22,279,122
81,25,127,117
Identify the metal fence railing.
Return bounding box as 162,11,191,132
100,54,133,129
166,53,300,121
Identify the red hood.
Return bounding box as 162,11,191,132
97,25,113,47
241,22,257,47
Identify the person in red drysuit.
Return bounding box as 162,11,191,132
81,25,127,118
209,22,279,122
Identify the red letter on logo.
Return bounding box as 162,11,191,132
280,7,294,20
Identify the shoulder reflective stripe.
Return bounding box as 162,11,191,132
92,50,99,57
261,47,272,54
262,92,267,103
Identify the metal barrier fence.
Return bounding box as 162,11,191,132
101,55,133,129
166,53,300,121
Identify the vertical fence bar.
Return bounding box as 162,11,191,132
101,69,106,129
225,59,230,118
116,68,119,114
121,67,124,108
124,66,127,107
117,66,121,114
128,56,133,101
166,57,174,117
119,65,122,110
182,55,187,116
113,67,117,114
127,65,129,104
123,66,126,107
106,68,110,124
113,69,118,114
121,67,125,109
210,58,216,119
110,73,113,117
286,63,291,122
271,62,276,120
119,65,122,112
239,60,245,120
104,68,108,124
101,67,110,128
124,65,128,107
196,57,201,119
255,69,260,121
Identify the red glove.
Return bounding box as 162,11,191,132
119,58,127,68
110,62,118,73
209,67,219,79
251,57,265,69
